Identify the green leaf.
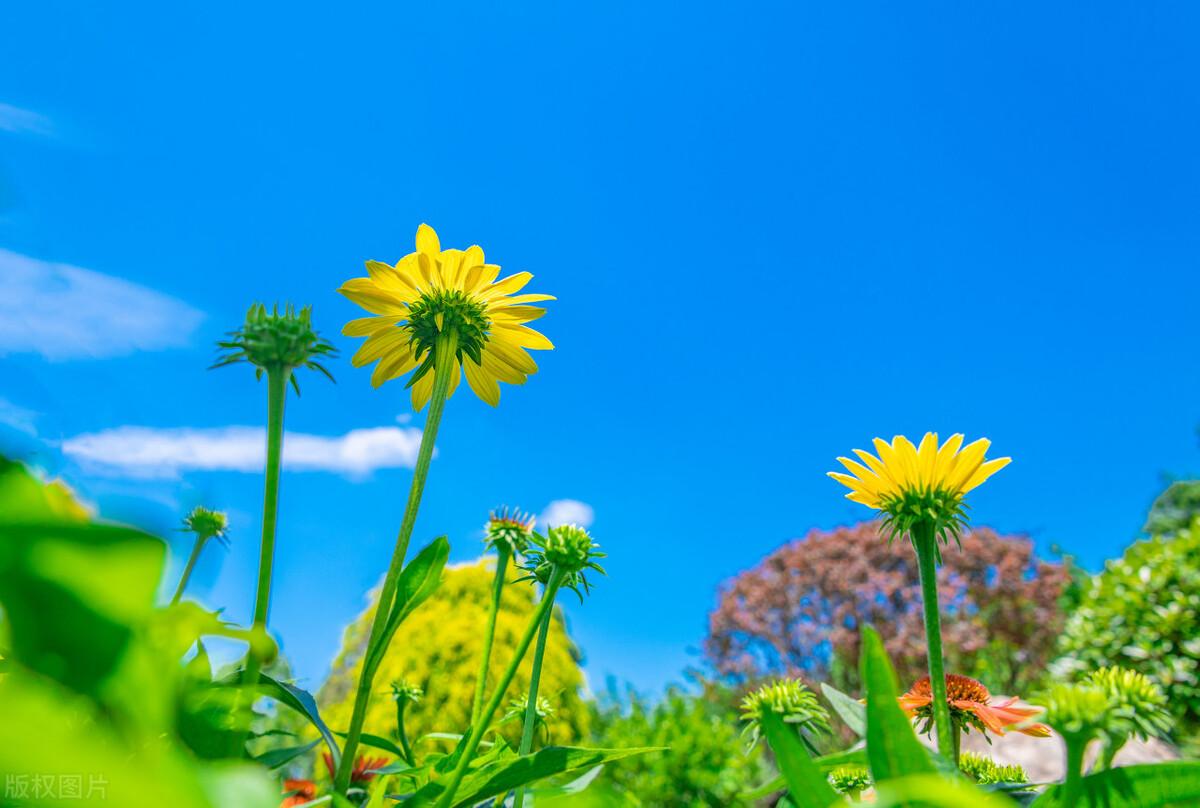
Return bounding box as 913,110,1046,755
1031,761,1200,807
365,537,450,674
872,774,1021,807
821,682,867,737
254,738,322,769
860,625,935,781
399,745,659,807
759,711,841,808
744,745,867,800
258,672,341,772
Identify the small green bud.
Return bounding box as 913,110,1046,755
1088,666,1173,741
213,303,336,393
828,765,872,796
1039,682,1110,738
183,506,229,545
484,507,535,556
520,524,607,600
391,680,424,705
959,752,1028,785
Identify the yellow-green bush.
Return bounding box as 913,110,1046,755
319,558,590,756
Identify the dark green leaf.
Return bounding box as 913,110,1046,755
259,672,341,772
254,738,322,769
759,711,840,808
860,626,935,781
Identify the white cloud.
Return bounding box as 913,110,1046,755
0,102,53,137
0,248,204,360
539,498,595,529
61,424,424,479
0,397,39,436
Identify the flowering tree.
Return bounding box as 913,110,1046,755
705,522,1069,695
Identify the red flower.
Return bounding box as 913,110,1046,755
323,753,390,787
899,674,1051,738
280,779,316,807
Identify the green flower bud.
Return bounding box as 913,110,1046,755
391,680,424,706
520,524,607,600
1088,666,1173,742
739,679,831,749
182,506,229,545
959,752,1028,785
484,507,534,556
1039,682,1110,738
213,303,336,393
828,765,872,796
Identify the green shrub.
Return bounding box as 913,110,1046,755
590,682,766,806
1055,518,1200,739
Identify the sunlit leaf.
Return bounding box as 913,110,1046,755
860,625,936,781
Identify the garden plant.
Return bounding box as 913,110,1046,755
1,225,1198,808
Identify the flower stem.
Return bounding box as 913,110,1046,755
396,699,415,766
513,598,555,808
913,520,956,766
336,330,459,795
1062,732,1089,808
170,535,207,605
434,566,565,808
235,365,289,751
471,545,511,725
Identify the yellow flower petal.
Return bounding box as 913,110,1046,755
343,315,401,337
960,457,1012,493
415,223,440,255
463,356,500,406
492,323,554,350
338,278,410,315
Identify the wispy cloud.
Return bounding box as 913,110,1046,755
0,397,39,436
0,249,204,359
0,102,53,138
540,498,595,529
61,425,425,479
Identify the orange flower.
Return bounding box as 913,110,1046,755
323,752,389,786
899,674,1051,738
281,779,316,807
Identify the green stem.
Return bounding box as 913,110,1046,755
396,700,415,766
1062,732,1090,808
513,597,555,808
434,567,565,808
170,536,207,605
471,545,511,725
913,520,956,766
336,331,459,795
234,365,290,754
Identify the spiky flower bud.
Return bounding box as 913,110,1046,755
828,765,872,796
391,680,424,706
1088,666,1173,742
739,679,831,749
213,303,336,393
484,507,535,556
182,506,229,545
1039,683,1110,739
959,752,1028,786
520,524,607,600
503,694,554,725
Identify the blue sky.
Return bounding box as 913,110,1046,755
2,2,1199,696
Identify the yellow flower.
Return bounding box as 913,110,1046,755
339,224,554,410
828,433,1010,544
828,433,1010,509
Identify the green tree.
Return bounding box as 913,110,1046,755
1144,479,1200,537
319,559,590,758
1054,518,1200,740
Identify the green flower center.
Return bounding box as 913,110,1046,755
406,289,490,365
878,486,968,551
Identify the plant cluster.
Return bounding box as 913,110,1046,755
4,223,1199,808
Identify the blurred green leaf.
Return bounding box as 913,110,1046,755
872,773,1019,807
1031,761,1200,807
860,626,936,782
400,746,659,807
760,710,840,807
254,738,322,769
